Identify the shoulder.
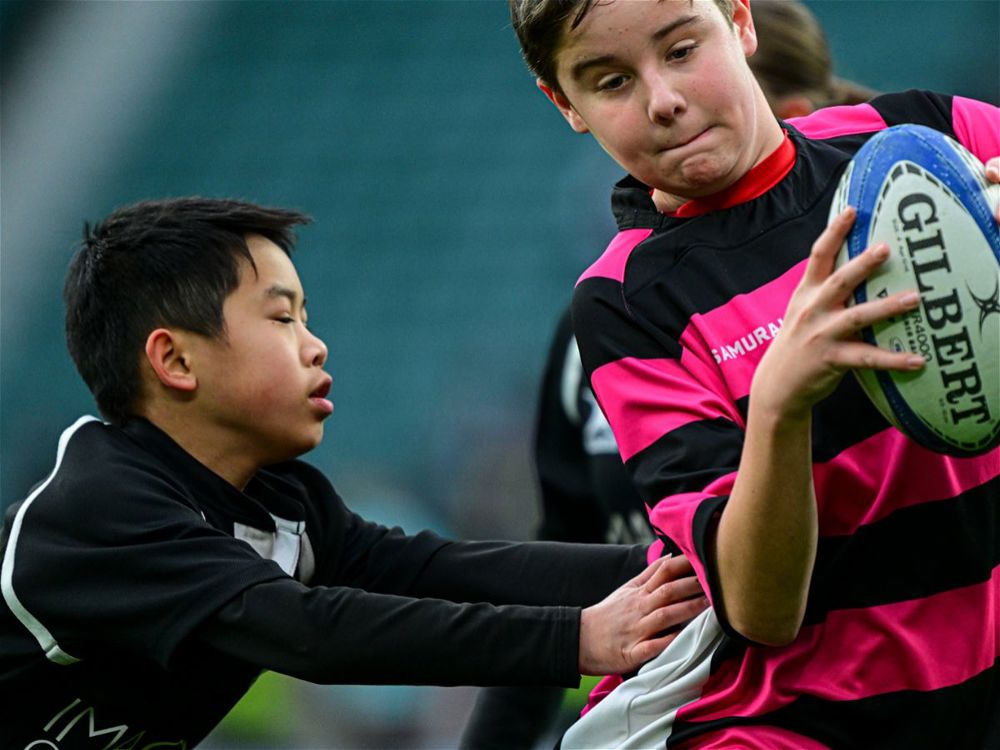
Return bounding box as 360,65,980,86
791,89,999,174
576,227,656,292
6,417,209,546
788,90,963,142
20,417,180,506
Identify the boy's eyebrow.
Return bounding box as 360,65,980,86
265,284,306,308
568,14,701,82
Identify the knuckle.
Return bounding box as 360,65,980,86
846,308,866,330
831,273,854,296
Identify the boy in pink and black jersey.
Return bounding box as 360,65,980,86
509,0,1000,747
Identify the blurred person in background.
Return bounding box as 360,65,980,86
460,2,878,746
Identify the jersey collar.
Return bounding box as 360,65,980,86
121,417,305,530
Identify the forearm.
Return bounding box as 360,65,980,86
709,204,921,645
408,539,648,607
714,401,817,646
337,521,645,607
198,578,581,687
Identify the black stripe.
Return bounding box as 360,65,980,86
620,139,850,321
573,276,680,373
668,656,999,750
805,475,999,623
624,417,743,507
810,374,894,462
625,419,996,627
869,89,954,133
691,494,732,636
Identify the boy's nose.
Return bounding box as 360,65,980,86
646,75,685,124
305,330,328,367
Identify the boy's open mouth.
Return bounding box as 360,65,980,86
310,379,332,400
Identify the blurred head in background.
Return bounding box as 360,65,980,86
748,0,876,119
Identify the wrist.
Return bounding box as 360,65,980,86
748,389,812,433
577,605,597,674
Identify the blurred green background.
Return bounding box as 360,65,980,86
2,1,997,747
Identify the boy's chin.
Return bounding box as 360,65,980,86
268,427,325,464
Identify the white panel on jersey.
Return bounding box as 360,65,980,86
560,337,585,427
581,388,619,455
561,608,723,750
233,515,304,578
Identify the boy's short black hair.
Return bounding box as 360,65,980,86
509,0,734,93
64,197,311,424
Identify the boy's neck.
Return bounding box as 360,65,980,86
140,407,260,490
651,190,687,214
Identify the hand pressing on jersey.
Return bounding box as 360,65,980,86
578,553,707,676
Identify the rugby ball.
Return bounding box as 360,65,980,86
830,124,1000,456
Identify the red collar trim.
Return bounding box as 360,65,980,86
668,131,796,218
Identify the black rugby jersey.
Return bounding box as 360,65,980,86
535,307,655,548
0,416,646,748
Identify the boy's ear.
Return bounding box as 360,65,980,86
732,0,758,57
144,328,197,393
537,79,590,134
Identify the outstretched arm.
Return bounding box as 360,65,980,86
195,552,705,686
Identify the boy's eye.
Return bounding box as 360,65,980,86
275,315,295,324
669,44,696,61
597,74,628,92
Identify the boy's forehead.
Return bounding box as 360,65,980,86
557,0,712,68
241,235,304,296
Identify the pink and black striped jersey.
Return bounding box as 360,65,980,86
572,90,1000,749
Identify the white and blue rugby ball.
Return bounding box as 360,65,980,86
830,124,1000,456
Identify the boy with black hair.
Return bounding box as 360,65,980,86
508,0,1000,747
0,197,707,747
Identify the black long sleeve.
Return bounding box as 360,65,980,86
197,577,581,687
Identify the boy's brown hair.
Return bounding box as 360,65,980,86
509,0,735,93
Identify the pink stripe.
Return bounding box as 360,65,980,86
576,228,653,285
787,102,886,140
648,492,711,597
678,261,805,401
647,472,737,607
580,673,623,717
591,357,743,462
672,725,831,750
680,566,1000,724
952,96,1000,163
814,431,1000,537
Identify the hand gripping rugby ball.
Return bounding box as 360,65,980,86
830,124,1000,456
